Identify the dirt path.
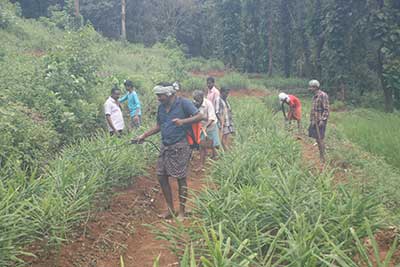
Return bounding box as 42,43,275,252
24,87,268,267
27,160,207,267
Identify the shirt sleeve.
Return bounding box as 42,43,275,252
207,101,217,122
133,92,141,109
321,94,329,121
104,101,112,115
118,94,128,103
182,98,199,117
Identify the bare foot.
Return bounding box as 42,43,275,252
158,210,175,219
177,212,185,222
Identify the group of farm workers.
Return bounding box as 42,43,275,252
104,77,234,220
279,79,329,163
104,77,328,221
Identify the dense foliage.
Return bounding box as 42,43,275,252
12,0,400,111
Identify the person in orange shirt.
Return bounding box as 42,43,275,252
279,92,302,134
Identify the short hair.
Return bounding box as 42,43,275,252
193,90,204,99
111,86,120,94
221,87,230,93
207,77,215,83
124,79,134,88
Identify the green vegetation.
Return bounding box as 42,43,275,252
156,98,400,266
333,109,400,169
1,1,400,266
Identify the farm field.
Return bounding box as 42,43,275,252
1,1,400,266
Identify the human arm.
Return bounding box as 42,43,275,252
172,112,204,126
134,124,160,142
105,115,118,133
281,103,288,120
320,94,329,122
118,94,128,103
133,92,141,116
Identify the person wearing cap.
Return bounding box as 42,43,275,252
104,86,125,136
134,82,203,220
119,80,141,130
279,92,302,134
308,79,329,163
192,90,220,171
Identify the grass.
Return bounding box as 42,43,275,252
334,109,400,169
0,133,155,266
155,97,400,266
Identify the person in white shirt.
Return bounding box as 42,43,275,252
104,87,125,136
193,90,220,171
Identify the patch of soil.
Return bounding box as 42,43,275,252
26,158,208,267
178,88,269,99
24,49,46,57
355,228,400,267
229,88,270,98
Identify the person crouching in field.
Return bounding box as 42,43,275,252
104,86,125,136
119,80,141,130
219,87,235,150
279,92,302,134
308,80,329,163
134,83,203,221
192,90,219,172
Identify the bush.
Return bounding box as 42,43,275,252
181,76,204,92
0,102,59,176
219,73,250,90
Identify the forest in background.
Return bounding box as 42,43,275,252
11,0,400,111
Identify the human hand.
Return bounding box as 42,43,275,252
132,134,146,144
172,118,184,126
134,115,140,124
318,120,324,127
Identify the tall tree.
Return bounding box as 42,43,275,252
279,0,292,77
74,0,79,17
121,0,126,40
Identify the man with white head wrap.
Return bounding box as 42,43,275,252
134,82,204,221
279,92,302,133
308,79,329,163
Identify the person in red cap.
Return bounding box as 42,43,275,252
279,92,302,134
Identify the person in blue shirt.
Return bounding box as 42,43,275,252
119,80,142,129
134,82,203,221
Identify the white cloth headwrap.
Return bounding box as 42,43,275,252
279,92,289,102
309,79,320,88
153,82,179,96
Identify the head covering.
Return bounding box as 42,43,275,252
153,82,179,96
309,79,320,88
279,92,289,102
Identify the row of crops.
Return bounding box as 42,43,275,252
157,97,399,266
0,135,153,266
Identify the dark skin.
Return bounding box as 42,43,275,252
106,90,121,135
309,85,326,163
134,93,204,220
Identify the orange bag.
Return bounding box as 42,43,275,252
187,122,201,150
